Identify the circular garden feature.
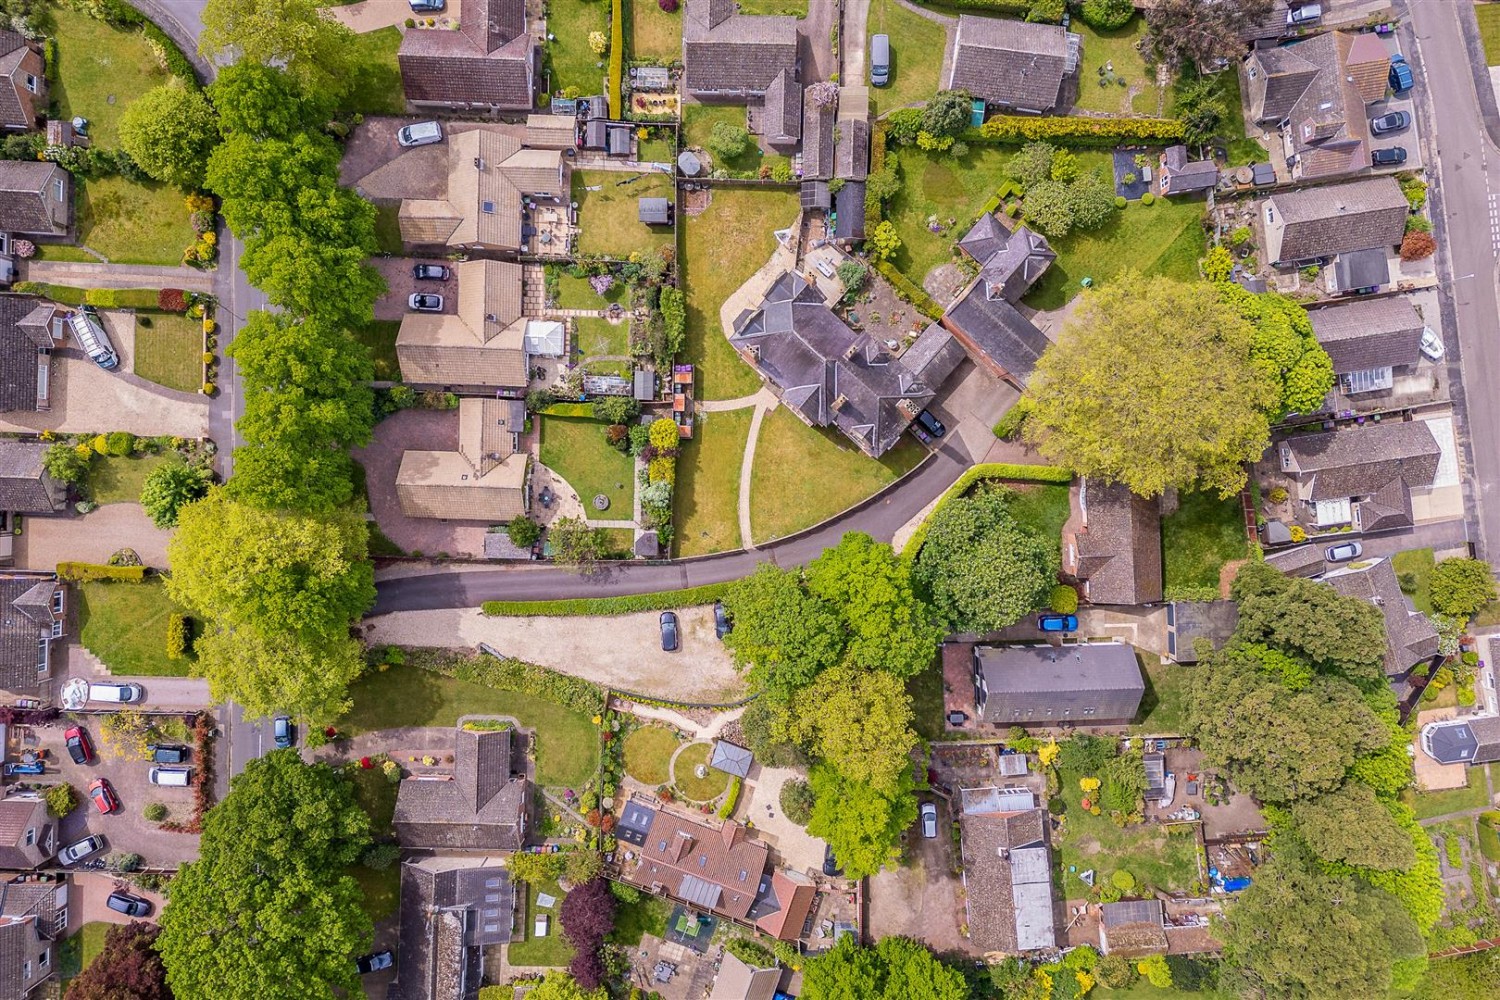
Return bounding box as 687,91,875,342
670,742,731,802
623,725,679,785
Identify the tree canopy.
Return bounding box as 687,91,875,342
1217,283,1336,418
139,461,214,529
64,921,171,1000
208,61,336,140
800,935,968,1000
722,563,844,699
1024,273,1279,497
118,81,220,189
1230,560,1389,689
1143,0,1274,71
920,90,971,140
157,751,372,999
1429,557,1498,618
807,764,918,881
789,664,921,795
1289,782,1418,872
200,0,355,98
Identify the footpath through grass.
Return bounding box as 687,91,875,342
675,408,753,556
77,579,195,677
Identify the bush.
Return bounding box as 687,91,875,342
649,417,680,450
1141,192,1156,206
45,783,77,817
979,114,1185,147
717,776,742,818
143,802,168,822
362,841,402,871
1405,214,1432,234
1050,585,1078,614
706,121,750,160
157,288,187,312
57,562,148,583
992,399,1030,440
166,613,189,660
1201,245,1234,282
592,396,639,424
659,0,678,9
43,443,91,486
1401,231,1436,261
902,462,1073,557
507,515,542,549
1114,195,1127,208
482,583,728,617
1431,557,1497,618
873,260,944,320
780,778,815,826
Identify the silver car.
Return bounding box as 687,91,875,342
1325,541,1363,563
920,802,938,838
397,121,444,148
58,834,104,866
408,293,444,312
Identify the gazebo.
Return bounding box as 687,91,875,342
709,740,753,778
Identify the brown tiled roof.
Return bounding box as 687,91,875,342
392,727,528,851
1070,479,1163,606
0,574,61,693
400,132,562,251
1281,419,1440,501
1307,296,1424,374
801,88,837,181
1325,558,1439,678
397,398,528,522
755,870,815,941
0,34,41,131
835,118,869,181
525,114,576,149
398,0,534,110
683,0,797,96
948,15,1070,111
627,806,769,921
959,807,1054,954
0,799,49,869
397,259,528,389
0,162,61,236
1266,177,1408,264
0,295,48,413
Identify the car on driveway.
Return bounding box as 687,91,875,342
273,716,295,749
659,612,679,652
1389,55,1414,94
408,293,443,312
1371,110,1411,135
106,892,152,918
357,951,395,975
149,744,190,765
396,120,443,148
1038,613,1079,633
1286,2,1321,26
920,802,938,838
58,835,104,866
714,601,731,640
1420,326,1445,361
823,843,844,877
88,778,120,815
915,410,946,438
412,263,451,281
65,726,94,765
1371,146,1407,167
1326,541,1363,563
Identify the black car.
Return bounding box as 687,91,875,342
915,410,946,438
1371,146,1407,167
823,843,844,877
412,263,451,281
659,611,679,652
106,892,152,917
149,744,190,765
356,950,395,975
713,601,731,640
1370,110,1411,135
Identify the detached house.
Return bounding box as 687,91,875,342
683,0,797,101
0,162,67,239
1062,479,1163,606
0,296,59,415
387,857,515,1000
398,0,535,112
942,213,1054,386
0,799,52,869
1262,176,1408,266
396,398,529,524
396,259,528,393
1421,716,1500,767
391,723,529,852
948,16,1079,114
958,791,1055,954
0,572,66,695
1308,296,1428,399
1277,419,1442,531
1324,557,1439,692
0,32,43,132
972,642,1145,725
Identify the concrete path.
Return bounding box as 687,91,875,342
737,397,776,551
844,0,870,85
698,387,775,413
618,700,747,740
801,0,839,84
21,260,214,292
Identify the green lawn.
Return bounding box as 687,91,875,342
750,406,925,544
624,725,679,785
1184,68,1265,167
76,176,196,266
77,579,196,677
738,0,807,13
629,0,682,61
682,187,800,399
574,316,630,358
1479,2,1500,66
134,312,203,392
672,742,731,801
353,319,401,381
75,921,111,976
907,655,946,742
682,104,762,173
348,764,399,836
1073,16,1167,116
90,454,170,504
1162,491,1247,594
868,0,948,116
554,272,628,310
639,136,675,163
546,0,608,95
509,879,575,968
539,416,634,515
608,893,671,947
1134,656,1194,735
1053,766,1202,898
339,26,404,116
1480,820,1500,863
675,407,753,556
1402,766,1492,821
350,863,401,922
1393,547,1437,614
48,6,173,146
1008,483,1072,548
36,244,98,262
573,170,675,259
341,666,599,787
373,202,404,255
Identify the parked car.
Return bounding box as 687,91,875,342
273,716,294,749
396,120,444,148
105,892,152,918
1420,326,1445,361
920,802,938,839
149,744,190,765
65,726,94,765
713,601,731,640
407,0,444,11
870,33,890,87
67,306,120,372
412,263,451,281
357,950,395,975
822,843,844,878
408,293,443,312
1286,2,1321,26
1037,613,1079,633
89,682,142,704
88,778,119,815
1389,54,1414,93
2,762,44,776
1325,541,1364,563
1371,146,1407,167
915,410,946,438
1371,110,1411,135
659,611,679,652
58,835,104,866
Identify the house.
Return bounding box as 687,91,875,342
973,641,1145,725
1308,296,1426,398
397,0,535,112
0,297,58,414
957,793,1055,954
396,260,527,392
0,33,43,132
1420,716,1500,766
683,0,797,100
1098,900,1168,957
638,197,673,226
947,16,1079,114
835,118,870,181
1062,479,1163,606
0,162,67,238
801,85,837,182
1262,177,1408,266
1158,145,1218,196
397,130,565,255
391,723,529,851
0,879,61,999
0,573,65,694
760,69,801,152
0,798,52,869
1165,600,1240,664
713,950,781,1000
386,857,515,1000
1277,419,1442,530
1324,557,1439,687
942,213,1054,386
616,799,814,939
0,442,67,527
395,398,529,523
729,272,967,457
524,114,576,150
1244,31,1390,181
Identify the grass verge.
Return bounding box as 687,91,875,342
1479,3,1500,66
77,579,195,677
90,454,170,504
675,408,753,556
482,582,729,617
75,176,196,267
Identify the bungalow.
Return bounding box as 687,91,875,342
942,213,1055,386
1262,177,1408,266
972,641,1145,725
0,296,58,415
1277,419,1442,531
386,857,515,1000
396,259,527,393
1062,479,1163,606
958,791,1055,954
395,398,530,524
947,16,1079,114
391,722,529,852
1420,716,1500,767
1307,296,1426,399
0,161,68,239
683,0,797,101
0,32,44,132
398,0,535,113
0,572,66,696
1324,557,1439,691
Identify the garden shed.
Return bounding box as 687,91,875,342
709,740,753,778
638,197,674,226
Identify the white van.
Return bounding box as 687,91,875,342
871,34,890,88
89,682,143,704
397,120,444,148
67,306,119,371
149,767,191,787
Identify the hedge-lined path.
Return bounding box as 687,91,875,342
20,260,215,292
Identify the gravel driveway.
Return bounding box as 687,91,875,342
363,605,747,703
867,798,975,955
16,504,171,571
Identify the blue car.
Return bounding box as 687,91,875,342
1389,55,1413,94
272,716,294,749
1037,614,1078,633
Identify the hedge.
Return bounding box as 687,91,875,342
57,562,149,583
608,0,624,118
482,582,729,617
975,115,1186,147
874,260,944,322
717,776,742,819
916,0,1031,13
403,646,606,710
10,282,163,309
866,124,888,237
902,462,1074,558
539,402,596,418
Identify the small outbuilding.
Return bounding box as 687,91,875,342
710,740,753,778
639,197,674,226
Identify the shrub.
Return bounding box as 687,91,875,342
1140,192,1156,206
57,562,148,583
1114,195,1127,208
780,778,814,825
1405,214,1432,234
659,0,678,9
166,613,189,660
706,121,750,160
1401,231,1436,261
157,288,187,312
1268,486,1288,504
1431,558,1497,618
1111,869,1136,891
507,515,542,549
482,583,729,618
647,456,676,485
717,776,742,818
143,802,168,822
992,399,1030,440
649,417,680,450
873,260,944,320
140,461,213,529
45,783,77,817
362,841,402,870
43,443,91,486
592,396,638,424
1050,585,1078,614
979,114,1185,147
868,220,902,261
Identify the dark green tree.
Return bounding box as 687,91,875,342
805,532,944,681
1173,74,1229,146
1429,557,1497,618
920,90,972,140
723,563,846,698
139,461,214,528
42,443,90,486
1289,782,1418,871
208,62,336,140
1230,561,1389,689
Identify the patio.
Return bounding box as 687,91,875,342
525,202,575,257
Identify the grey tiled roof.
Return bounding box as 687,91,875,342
392,727,528,851
833,181,865,240
0,914,48,999
399,0,534,110
976,223,1055,302
0,295,47,413
974,642,1145,723
1334,248,1391,290
683,0,797,97
1267,177,1409,264
958,807,1054,953
1424,716,1500,766
800,89,836,181
388,858,512,1000
948,15,1070,110
0,162,60,236
1071,479,1163,606
0,442,64,514
1308,296,1424,374
1160,145,1218,195
942,281,1049,386
761,69,801,148
1263,543,1326,578
835,118,869,181
0,798,49,869
1282,419,1441,501
0,574,60,693
1324,558,1439,678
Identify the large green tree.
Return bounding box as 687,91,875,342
804,532,944,680
157,751,372,1000
799,935,968,1000
807,765,918,880
722,563,844,699
200,0,355,98
208,62,335,140
1231,561,1389,689
1289,782,1417,872
139,460,214,528
206,133,343,236
1430,557,1498,618
194,623,367,722
240,223,383,329
790,664,921,794
1024,273,1280,498
1218,283,1335,418
118,81,221,189
911,485,1056,634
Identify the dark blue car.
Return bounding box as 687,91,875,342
1037,614,1078,633
1389,55,1413,94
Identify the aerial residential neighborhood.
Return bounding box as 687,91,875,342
1,0,1500,998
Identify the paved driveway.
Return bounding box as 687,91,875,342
65,646,213,710
342,118,522,198
867,797,974,955
73,871,169,923
353,409,489,559
373,258,457,322
16,504,171,572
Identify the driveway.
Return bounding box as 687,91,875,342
341,117,523,197
924,360,1022,468
65,646,213,710
353,408,489,559
73,871,170,922
16,504,171,571
373,258,457,322
362,605,746,702
800,0,838,84
737,765,825,874
866,797,975,955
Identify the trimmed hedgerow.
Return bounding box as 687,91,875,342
482,583,729,618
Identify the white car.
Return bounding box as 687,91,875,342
397,121,444,148
1420,326,1445,362
1325,541,1363,563
58,834,104,866
408,293,444,312
920,802,938,839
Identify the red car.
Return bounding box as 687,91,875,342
88,779,119,815
64,726,94,766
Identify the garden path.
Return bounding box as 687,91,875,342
737,395,778,550
697,386,775,412
620,702,747,741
